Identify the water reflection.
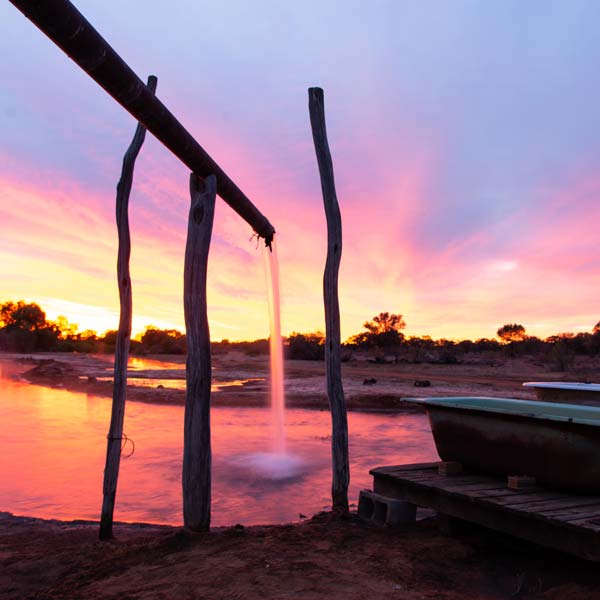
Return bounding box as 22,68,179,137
0,360,436,526
79,376,265,392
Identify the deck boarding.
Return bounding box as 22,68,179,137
370,462,600,561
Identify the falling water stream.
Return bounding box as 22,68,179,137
233,239,305,479
264,240,286,453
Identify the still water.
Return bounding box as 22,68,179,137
0,360,437,526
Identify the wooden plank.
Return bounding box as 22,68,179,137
382,470,564,501
423,475,497,487
380,470,576,508
370,463,438,476
569,518,600,532
377,467,571,504
403,474,501,489
309,87,349,511
385,469,488,483
550,507,600,522
469,487,555,500
99,75,157,541
412,477,504,490
440,482,513,494
487,492,567,506
517,497,600,514
372,472,600,561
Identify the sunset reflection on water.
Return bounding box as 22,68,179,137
0,361,436,526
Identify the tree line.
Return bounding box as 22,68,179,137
0,300,270,355
287,315,600,369
2,301,600,366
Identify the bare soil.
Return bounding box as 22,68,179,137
2,511,599,600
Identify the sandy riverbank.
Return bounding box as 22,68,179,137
7,350,600,411
1,510,598,599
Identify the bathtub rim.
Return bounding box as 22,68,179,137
405,396,600,428
523,381,600,392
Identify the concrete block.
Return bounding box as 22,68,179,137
358,490,416,526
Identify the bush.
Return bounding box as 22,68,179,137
140,327,186,354
286,332,325,360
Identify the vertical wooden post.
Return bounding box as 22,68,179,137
182,173,216,531
99,75,157,540
308,87,350,511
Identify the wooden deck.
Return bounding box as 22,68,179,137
370,462,600,561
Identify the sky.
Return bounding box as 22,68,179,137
1,0,600,342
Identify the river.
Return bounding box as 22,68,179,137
0,359,437,527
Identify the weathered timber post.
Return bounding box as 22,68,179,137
308,87,350,511
99,75,157,541
182,174,216,531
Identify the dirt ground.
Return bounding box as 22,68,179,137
1,511,598,600
10,350,600,411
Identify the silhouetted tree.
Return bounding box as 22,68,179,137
102,330,119,346
435,338,459,363
0,300,59,351
6,298,600,361
346,331,372,349
363,312,406,335
404,335,435,362
348,312,406,358
547,335,574,372
0,300,47,331
286,331,325,360
140,326,186,354
473,338,502,352
52,315,78,339
497,323,527,343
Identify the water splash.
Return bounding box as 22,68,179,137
263,239,286,454
234,452,306,481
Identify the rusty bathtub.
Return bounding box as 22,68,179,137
411,396,600,493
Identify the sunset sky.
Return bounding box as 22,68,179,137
1,1,600,342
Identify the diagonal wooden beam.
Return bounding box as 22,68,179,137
9,0,275,244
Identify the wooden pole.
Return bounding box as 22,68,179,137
9,0,275,244
182,174,216,531
308,87,350,511
99,75,157,540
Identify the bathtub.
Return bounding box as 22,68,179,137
523,381,600,406
410,396,600,493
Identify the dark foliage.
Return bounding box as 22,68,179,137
211,338,270,356
497,323,527,343
348,312,406,358
0,301,60,352
2,300,600,369
139,327,186,354
286,332,325,360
